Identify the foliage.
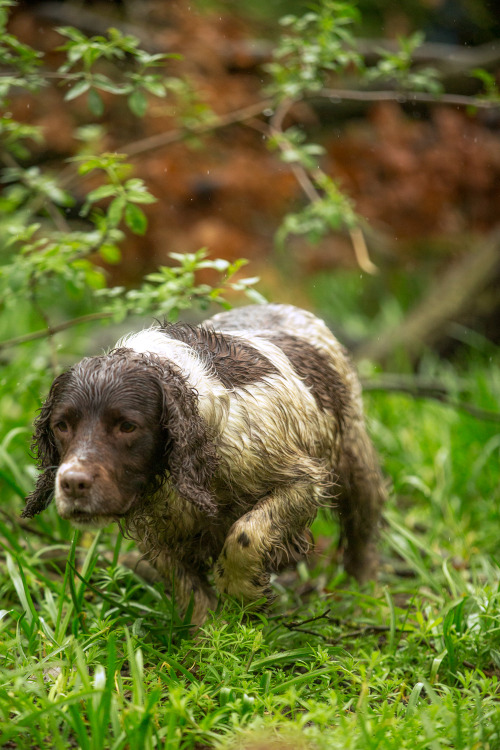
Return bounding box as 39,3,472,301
365,32,443,94
1,0,498,346
265,1,363,99
470,68,500,101
0,0,264,367
56,25,177,118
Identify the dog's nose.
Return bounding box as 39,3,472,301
59,467,93,498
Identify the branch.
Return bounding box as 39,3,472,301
0,312,113,352
277,608,413,643
269,98,378,274
316,87,500,109
55,84,499,197
119,83,500,165
356,230,500,365
361,375,500,423
123,99,274,159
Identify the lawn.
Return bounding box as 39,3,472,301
0,327,499,749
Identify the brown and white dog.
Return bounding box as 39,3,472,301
23,304,386,625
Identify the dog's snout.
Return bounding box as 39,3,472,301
59,466,93,498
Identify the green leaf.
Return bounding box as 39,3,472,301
99,243,121,264
143,79,167,97
128,89,148,118
6,553,38,625
86,184,118,203
107,195,126,227
88,88,104,117
64,79,91,101
125,202,147,234
124,179,157,204
126,190,157,205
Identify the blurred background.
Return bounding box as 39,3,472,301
5,0,500,370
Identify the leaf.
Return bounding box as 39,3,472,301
107,195,126,227
143,79,167,97
406,682,425,717
99,243,121,264
490,649,500,669
86,184,118,203
56,26,87,43
65,79,90,101
128,89,148,118
243,287,268,305
125,202,147,234
87,88,104,117
126,190,157,205
248,648,316,671
6,553,38,625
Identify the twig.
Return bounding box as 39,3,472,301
316,87,500,109
279,609,339,640
123,99,274,159
285,608,336,628
52,99,275,193
349,226,378,275
277,609,413,643
270,98,379,274
356,231,500,365
361,375,500,423
356,38,500,74
330,624,412,643
462,659,498,677
281,625,326,638
0,312,113,351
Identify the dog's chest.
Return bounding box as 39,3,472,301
148,488,240,563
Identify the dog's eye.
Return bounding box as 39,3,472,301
54,421,69,433
119,421,137,434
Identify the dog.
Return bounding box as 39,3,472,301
23,304,386,625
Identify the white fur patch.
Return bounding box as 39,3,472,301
117,328,228,421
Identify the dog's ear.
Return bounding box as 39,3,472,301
158,367,218,516
22,372,69,519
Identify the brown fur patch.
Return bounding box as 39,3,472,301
266,333,350,427
162,323,279,388
237,531,251,547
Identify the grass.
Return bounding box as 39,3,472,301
0,297,499,748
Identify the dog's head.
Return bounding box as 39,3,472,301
23,349,218,526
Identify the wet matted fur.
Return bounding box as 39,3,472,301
23,304,386,625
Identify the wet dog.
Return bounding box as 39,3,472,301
24,304,386,624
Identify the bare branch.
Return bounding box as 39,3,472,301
123,99,274,159
356,231,500,366
317,87,500,109
349,226,378,275
0,312,113,352
362,375,500,423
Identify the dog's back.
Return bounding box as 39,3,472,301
207,304,386,582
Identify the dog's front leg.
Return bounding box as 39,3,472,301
213,481,321,605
